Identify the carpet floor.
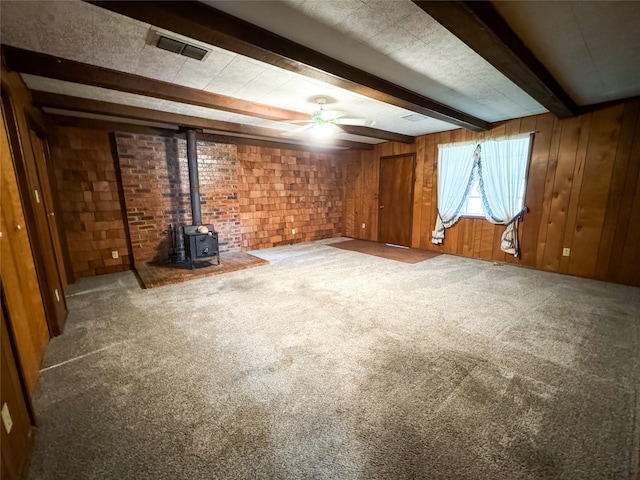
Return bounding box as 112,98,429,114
28,238,640,479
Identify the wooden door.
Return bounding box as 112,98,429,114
378,154,415,246
1,108,50,395
28,128,72,286
2,93,67,335
1,302,35,480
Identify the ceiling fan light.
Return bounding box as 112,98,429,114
311,122,336,139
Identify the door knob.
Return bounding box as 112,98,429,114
380,205,385,209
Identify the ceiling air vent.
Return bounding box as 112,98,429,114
401,113,430,122
156,35,208,61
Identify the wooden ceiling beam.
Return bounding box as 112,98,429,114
86,0,491,131
2,45,308,122
33,91,373,150
340,125,414,144
3,45,401,142
46,114,181,138
46,114,349,153
197,132,349,154
413,1,579,118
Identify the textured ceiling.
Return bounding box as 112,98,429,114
206,0,547,121
1,0,638,146
492,1,640,105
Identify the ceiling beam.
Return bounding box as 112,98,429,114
86,1,491,131
2,45,308,122
32,91,373,150
46,114,348,153
413,1,579,118
3,45,401,142
340,125,414,144
46,114,181,138
197,132,349,154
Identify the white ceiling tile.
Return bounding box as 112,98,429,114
135,44,188,83
401,8,443,40
233,67,297,102
368,26,417,55
29,1,98,64
360,0,423,24
334,4,393,41
203,57,268,96
494,1,640,105
296,0,365,26
0,2,44,52
172,50,236,89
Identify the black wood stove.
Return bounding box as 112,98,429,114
169,129,222,269
183,224,219,268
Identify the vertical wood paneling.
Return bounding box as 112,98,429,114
618,171,640,285
411,137,425,248
559,113,593,274
608,111,640,284
594,102,639,279
342,99,640,286
614,114,640,286
535,116,563,269
420,133,437,249
520,113,554,267
568,105,624,278
542,116,582,272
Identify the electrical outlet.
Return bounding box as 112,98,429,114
362,223,366,229
112,250,119,259
562,248,570,257
292,228,296,235
2,403,13,434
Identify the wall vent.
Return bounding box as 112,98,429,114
156,35,208,61
401,113,429,122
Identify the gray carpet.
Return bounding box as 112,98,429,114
28,238,640,479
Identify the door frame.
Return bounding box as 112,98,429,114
1,83,67,336
26,115,75,286
377,153,416,246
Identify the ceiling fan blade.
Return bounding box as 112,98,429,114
334,118,376,127
281,123,316,137
317,109,347,121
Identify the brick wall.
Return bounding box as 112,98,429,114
52,128,344,276
49,126,131,278
237,146,343,249
115,134,241,264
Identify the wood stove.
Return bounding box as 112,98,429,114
170,128,222,269
183,224,219,269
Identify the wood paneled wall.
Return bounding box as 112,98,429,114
343,100,640,286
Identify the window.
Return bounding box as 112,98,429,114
460,173,527,218
433,133,533,256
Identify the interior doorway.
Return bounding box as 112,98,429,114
378,153,415,247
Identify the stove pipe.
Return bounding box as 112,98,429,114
186,129,202,225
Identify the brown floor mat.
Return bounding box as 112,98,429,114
329,239,441,264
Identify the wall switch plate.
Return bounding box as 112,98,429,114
112,250,119,259
292,228,296,235
2,403,13,434
362,223,366,229
562,248,570,257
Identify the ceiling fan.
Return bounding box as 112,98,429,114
282,97,375,139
